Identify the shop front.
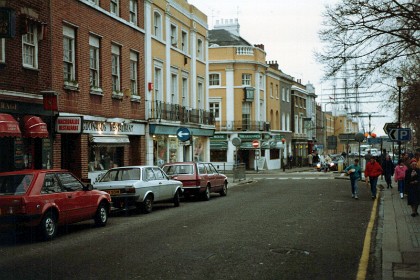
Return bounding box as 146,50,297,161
56,114,146,182
0,98,53,172
149,124,214,166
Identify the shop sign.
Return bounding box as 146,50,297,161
83,120,144,135
238,133,261,141
56,116,82,133
210,134,227,140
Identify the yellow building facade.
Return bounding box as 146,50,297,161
144,0,214,165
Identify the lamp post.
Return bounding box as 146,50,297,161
396,77,403,160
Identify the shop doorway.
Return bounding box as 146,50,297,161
0,138,15,172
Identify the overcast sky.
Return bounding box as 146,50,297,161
188,0,393,135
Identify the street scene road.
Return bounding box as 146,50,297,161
0,172,379,280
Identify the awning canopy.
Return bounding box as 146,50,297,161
90,135,130,146
0,113,21,137
23,115,49,138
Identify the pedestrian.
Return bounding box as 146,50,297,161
288,155,293,169
394,159,408,199
382,155,395,189
405,159,420,217
308,153,313,167
344,158,362,199
365,157,383,199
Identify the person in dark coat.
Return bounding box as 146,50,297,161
405,159,420,217
382,155,395,189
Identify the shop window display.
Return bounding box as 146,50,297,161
89,146,123,171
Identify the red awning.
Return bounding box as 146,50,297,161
0,113,21,137
23,115,49,138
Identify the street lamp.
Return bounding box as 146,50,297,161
396,76,403,160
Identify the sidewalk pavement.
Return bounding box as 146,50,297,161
226,167,420,279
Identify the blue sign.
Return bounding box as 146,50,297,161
176,127,191,142
389,128,412,141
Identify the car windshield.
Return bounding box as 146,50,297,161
163,165,193,175
99,168,141,182
0,174,34,195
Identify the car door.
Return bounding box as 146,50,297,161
197,163,208,190
41,173,69,223
207,163,223,189
56,172,95,223
153,167,173,200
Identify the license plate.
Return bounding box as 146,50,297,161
107,190,121,195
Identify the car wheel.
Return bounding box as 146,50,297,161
39,211,57,241
173,190,180,207
94,202,108,227
202,185,211,201
141,195,153,214
219,182,228,197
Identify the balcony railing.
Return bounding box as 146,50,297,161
151,100,215,125
214,120,270,132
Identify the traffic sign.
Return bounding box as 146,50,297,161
383,122,399,134
176,127,190,142
388,128,412,141
252,140,260,148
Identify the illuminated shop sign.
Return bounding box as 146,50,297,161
56,116,83,133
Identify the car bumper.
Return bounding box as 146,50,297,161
109,194,140,209
182,186,204,196
0,214,42,227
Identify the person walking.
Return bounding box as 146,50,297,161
405,159,420,217
344,158,362,199
365,157,383,199
382,155,395,189
394,159,408,199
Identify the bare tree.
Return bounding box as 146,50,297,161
317,0,420,81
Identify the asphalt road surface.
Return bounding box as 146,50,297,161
0,174,378,280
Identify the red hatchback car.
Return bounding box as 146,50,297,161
0,169,111,240
162,162,228,200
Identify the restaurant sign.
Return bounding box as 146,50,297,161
56,116,83,133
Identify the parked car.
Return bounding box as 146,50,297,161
0,169,111,240
93,166,182,213
162,162,228,200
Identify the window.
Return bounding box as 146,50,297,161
259,74,264,88
181,30,188,53
130,51,138,96
197,38,203,60
42,174,63,194
171,73,178,104
242,103,251,129
282,113,285,130
182,77,188,107
88,0,98,5
242,74,251,86
276,85,279,99
89,35,100,88
153,12,162,39
287,113,290,131
286,88,290,102
22,23,38,68
170,24,178,47
209,73,220,86
270,83,273,98
0,38,5,63
210,102,220,121
63,26,76,82
282,88,285,101
111,44,121,92
295,115,299,133
57,173,84,192
154,67,162,101
110,0,119,16
197,81,204,109
129,0,138,25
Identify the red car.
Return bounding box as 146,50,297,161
0,169,111,240
162,162,228,200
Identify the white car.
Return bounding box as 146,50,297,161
93,166,183,213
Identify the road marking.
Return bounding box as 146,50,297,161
356,192,378,280
261,177,334,180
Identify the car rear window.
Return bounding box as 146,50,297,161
100,168,141,182
163,165,193,175
0,174,34,195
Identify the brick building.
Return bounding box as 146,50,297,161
0,0,147,182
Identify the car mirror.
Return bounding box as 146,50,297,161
83,183,93,191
